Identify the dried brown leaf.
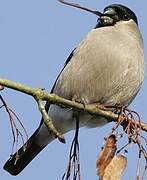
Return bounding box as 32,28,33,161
96,134,117,178
102,155,127,180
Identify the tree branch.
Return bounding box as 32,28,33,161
0,78,147,135
37,99,65,143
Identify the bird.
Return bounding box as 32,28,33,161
4,4,144,175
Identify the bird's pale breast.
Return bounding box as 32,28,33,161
48,20,144,131
54,20,144,106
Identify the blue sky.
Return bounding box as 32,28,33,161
0,0,147,179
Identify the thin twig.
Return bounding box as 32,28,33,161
1,78,147,133
0,95,28,154
62,114,81,180
37,100,65,143
58,0,103,16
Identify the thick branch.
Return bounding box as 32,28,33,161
0,78,147,133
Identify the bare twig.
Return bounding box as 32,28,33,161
1,78,147,179
62,114,81,180
58,0,103,16
37,100,65,143
0,78,147,133
0,95,28,155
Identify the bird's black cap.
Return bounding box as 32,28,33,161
104,4,138,25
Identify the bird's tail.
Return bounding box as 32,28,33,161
3,129,47,176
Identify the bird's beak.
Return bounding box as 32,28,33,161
98,15,114,26
98,8,116,26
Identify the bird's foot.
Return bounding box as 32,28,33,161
72,95,82,103
72,95,86,108
95,103,108,110
96,103,127,112
95,103,118,111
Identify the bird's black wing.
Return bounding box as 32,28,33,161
40,48,76,127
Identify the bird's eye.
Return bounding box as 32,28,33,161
123,14,130,21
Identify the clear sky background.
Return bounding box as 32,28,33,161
0,0,147,179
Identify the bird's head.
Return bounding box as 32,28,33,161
97,4,138,27
58,1,138,28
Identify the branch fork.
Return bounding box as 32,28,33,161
1,78,147,138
